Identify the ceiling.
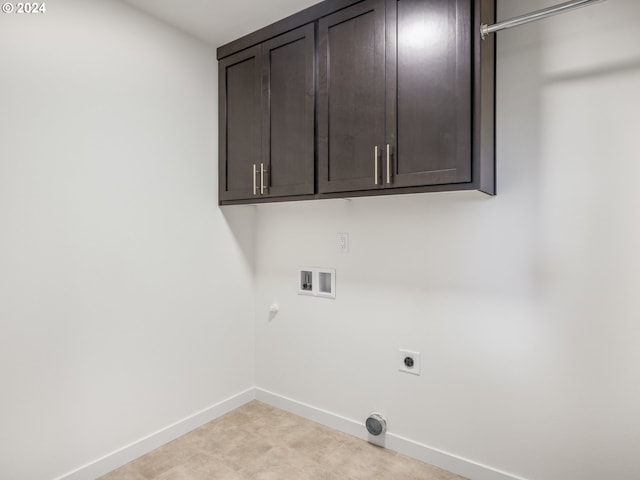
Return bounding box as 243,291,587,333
121,0,322,48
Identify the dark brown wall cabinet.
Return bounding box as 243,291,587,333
219,25,315,202
218,0,495,205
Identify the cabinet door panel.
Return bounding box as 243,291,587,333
318,0,386,193
219,46,262,201
386,0,472,188
262,24,315,198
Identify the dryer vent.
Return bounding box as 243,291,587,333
365,413,387,436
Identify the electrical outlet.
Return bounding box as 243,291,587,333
338,233,349,253
399,349,420,375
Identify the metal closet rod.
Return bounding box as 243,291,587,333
481,0,606,39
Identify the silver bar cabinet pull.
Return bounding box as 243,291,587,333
260,163,266,195
386,144,391,184
374,146,379,185
252,164,257,195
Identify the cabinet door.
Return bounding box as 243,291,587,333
318,0,386,194
385,0,472,188
219,46,262,202
261,24,315,198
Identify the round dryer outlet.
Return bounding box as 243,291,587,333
365,413,387,436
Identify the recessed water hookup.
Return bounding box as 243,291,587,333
299,270,313,295
316,269,335,298
298,267,336,299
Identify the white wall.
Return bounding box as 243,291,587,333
2,1,638,479
0,2,255,479
254,1,640,479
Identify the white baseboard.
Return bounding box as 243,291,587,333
55,387,526,480
54,387,255,480
255,387,527,480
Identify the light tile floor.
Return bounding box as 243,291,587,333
99,401,466,480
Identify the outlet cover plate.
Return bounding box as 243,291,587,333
338,233,349,253
399,349,421,375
